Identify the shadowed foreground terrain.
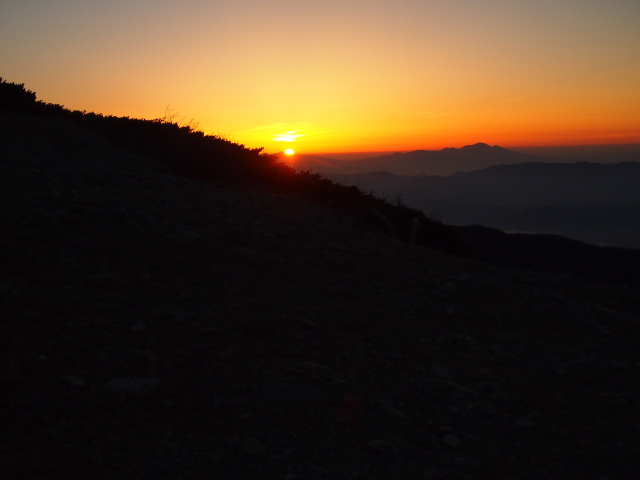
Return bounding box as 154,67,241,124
2,99,640,478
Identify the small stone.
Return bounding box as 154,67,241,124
423,468,437,479
438,424,453,434
242,437,266,456
559,357,607,375
63,375,86,386
167,228,201,241
172,306,195,322
103,377,160,391
262,377,328,405
431,364,459,380
134,212,159,229
366,439,394,456
470,459,488,469
463,402,498,419
446,381,478,398
298,361,335,375
334,413,357,425
442,434,464,450
440,282,457,293
130,322,147,332
408,429,442,450
375,405,410,420
54,209,85,226
0,281,15,295
84,272,129,289
300,318,319,330
513,418,535,428
199,327,220,335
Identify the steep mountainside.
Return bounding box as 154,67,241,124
2,111,640,480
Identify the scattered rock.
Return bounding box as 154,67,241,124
559,357,608,375
261,377,329,405
463,401,498,420
103,377,160,391
130,321,147,332
446,381,478,398
300,318,319,330
442,434,464,451
63,375,86,386
366,439,395,457
241,437,267,456
373,405,410,420
430,364,459,380
84,272,129,289
513,418,535,428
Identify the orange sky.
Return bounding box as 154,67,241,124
2,0,639,154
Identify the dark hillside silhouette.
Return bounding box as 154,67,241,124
0,77,469,256
453,225,640,285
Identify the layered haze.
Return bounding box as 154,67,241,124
295,143,640,249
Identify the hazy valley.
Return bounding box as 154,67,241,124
291,144,640,249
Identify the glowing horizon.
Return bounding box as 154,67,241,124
2,1,639,154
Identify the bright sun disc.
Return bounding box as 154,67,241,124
285,148,295,155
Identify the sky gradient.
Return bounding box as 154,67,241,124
2,0,639,153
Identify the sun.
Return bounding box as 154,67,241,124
284,148,295,155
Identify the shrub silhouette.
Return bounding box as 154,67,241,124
0,78,472,256
0,78,37,111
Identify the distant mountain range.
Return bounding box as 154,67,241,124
327,161,640,249
289,143,640,177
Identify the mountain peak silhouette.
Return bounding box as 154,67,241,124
442,142,497,152
462,142,505,151
466,142,492,149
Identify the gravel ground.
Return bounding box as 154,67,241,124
2,112,639,479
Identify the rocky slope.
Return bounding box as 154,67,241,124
2,112,639,479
